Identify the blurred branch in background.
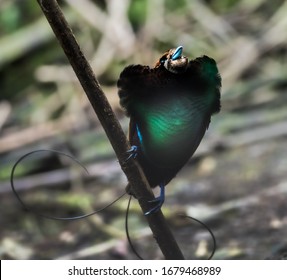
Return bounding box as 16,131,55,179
0,0,287,260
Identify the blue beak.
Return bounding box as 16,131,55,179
171,46,183,60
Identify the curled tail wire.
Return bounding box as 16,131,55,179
10,149,126,221
125,195,143,259
177,214,217,260
125,197,217,260
11,149,217,259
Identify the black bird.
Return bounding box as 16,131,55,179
117,46,221,215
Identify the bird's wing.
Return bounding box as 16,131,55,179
188,56,221,115
117,64,168,116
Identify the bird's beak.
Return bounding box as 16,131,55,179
171,46,183,60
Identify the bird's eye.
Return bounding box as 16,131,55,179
159,55,167,65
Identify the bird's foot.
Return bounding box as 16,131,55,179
144,184,165,216
125,145,138,161
144,196,164,216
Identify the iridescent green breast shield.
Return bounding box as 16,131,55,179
135,94,210,168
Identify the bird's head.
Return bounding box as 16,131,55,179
155,46,188,74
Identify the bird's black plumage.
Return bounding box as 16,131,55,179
117,47,221,214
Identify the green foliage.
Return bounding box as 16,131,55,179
165,0,187,12
206,0,239,12
128,0,147,30
0,2,21,34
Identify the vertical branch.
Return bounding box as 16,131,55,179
37,0,184,259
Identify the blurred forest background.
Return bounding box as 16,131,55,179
1,0,287,260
